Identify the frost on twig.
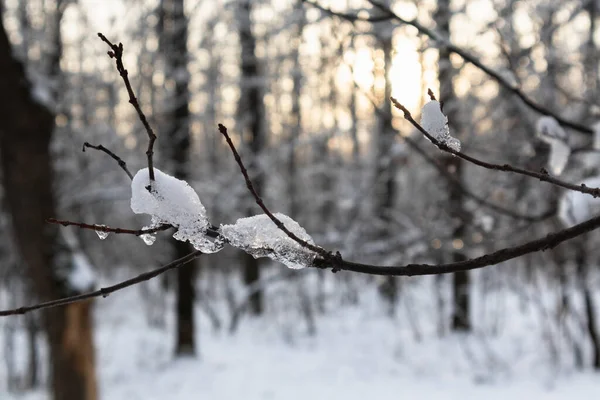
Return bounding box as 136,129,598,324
420,100,461,152
558,176,600,227
131,167,222,253
221,213,316,269
536,116,570,176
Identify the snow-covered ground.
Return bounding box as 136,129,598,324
1,272,600,399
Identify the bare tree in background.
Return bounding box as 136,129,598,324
0,5,97,400
237,0,266,315
434,0,471,331
372,4,398,316
158,0,198,357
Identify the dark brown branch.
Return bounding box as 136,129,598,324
303,0,593,135
13,211,598,316
97,32,157,181
300,0,392,22
47,218,223,240
391,97,600,198
403,135,555,222
313,213,600,275
0,250,202,316
343,64,551,222
82,142,133,180
217,123,332,260
46,218,172,236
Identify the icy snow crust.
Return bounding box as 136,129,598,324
131,168,220,253
536,116,570,175
420,100,461,152
221,213,316,269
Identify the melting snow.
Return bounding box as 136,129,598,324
221,213,316,269
131,168,221,253
421,100,461,152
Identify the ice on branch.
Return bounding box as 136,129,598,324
131,168,221,253
536,116,570,175
94,224,109,240
221,213,316,269
558,176,600,227
420,100,461,152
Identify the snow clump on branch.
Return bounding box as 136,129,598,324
130,167,222,253
536,116,570,175
420,100,461,152
558,176,600,227
221,213,316,269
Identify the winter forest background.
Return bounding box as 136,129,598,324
1,0,600,399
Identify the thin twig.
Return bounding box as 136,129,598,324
217,123,333,261
391,97,600,198
82,142,133,180
0,251,202,316
47,218,223,240
46,218,172,236
98,32,157,181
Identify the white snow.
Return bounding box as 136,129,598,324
558,176,600,227
420,100,461,152
131,168,221,253
2,278,600,400
221,213,316,269
536,117,570,175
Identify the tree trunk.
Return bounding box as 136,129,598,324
0,11,97,400
159,0,198,356
373,21,397,316
435,0,471,332
238,0,265,316
576,243,600,369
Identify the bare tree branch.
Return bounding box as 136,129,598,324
341,59,553,222
302,0,593,135
47,218,172,236
301,0,392,22
98,32,157,181
82,142,133,180
0,250,202,316
218,123,334,261
391,97,600,198
312,212,600,275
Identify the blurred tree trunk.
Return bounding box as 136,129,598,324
0,9,97,400
159,0,198,356
373,19,398,317
288,1,305,219
584,0,598,113
238,0,265,315
201,20,220,178
575,243,600,369
436,0,471,332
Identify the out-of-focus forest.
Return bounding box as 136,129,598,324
1,0,600,399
